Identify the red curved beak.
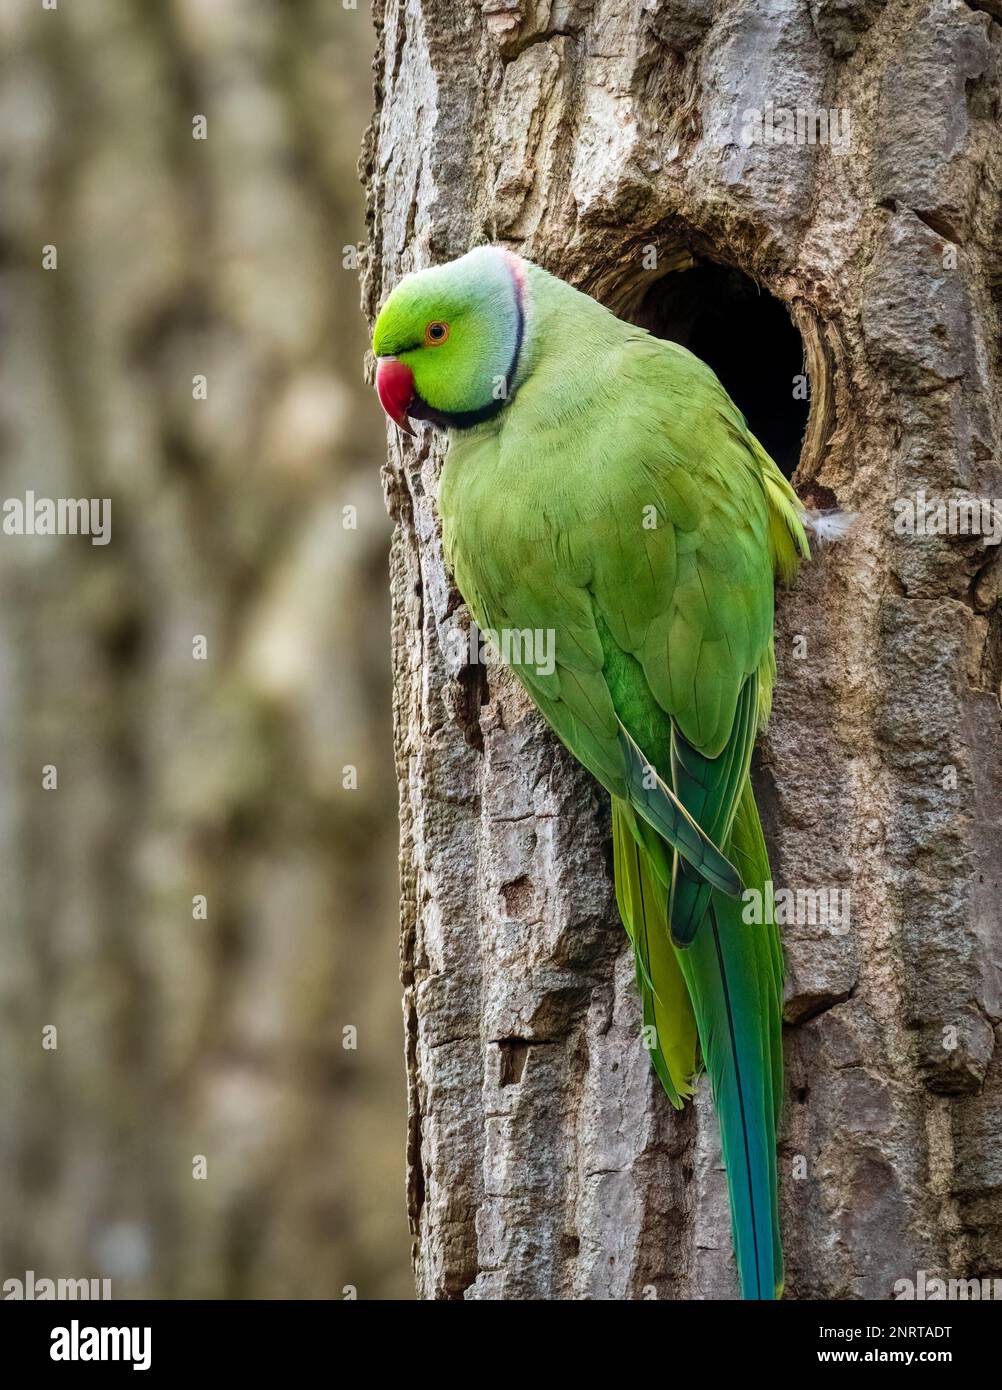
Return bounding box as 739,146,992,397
375,357,416,436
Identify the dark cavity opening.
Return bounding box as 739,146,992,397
635,262,808,481
498,1038,530,1087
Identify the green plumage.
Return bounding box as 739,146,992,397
373,247,809,1299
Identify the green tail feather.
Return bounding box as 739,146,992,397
676,783,783,1299
614,780,784,1299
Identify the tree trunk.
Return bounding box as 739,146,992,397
363,0,1002,1299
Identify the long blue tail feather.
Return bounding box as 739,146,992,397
674,790,783,1299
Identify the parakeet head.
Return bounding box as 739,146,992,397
372,246,527,434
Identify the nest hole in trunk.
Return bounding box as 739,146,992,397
632,259,809,482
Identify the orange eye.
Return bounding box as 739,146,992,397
425,321,450,346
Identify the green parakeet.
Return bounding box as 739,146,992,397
372,246,810,1300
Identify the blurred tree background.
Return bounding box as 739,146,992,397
0,0,409,1297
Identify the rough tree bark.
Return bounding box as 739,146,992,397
362,0,1002,1298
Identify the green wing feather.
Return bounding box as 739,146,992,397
616,721,742,897
668,672,759,945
